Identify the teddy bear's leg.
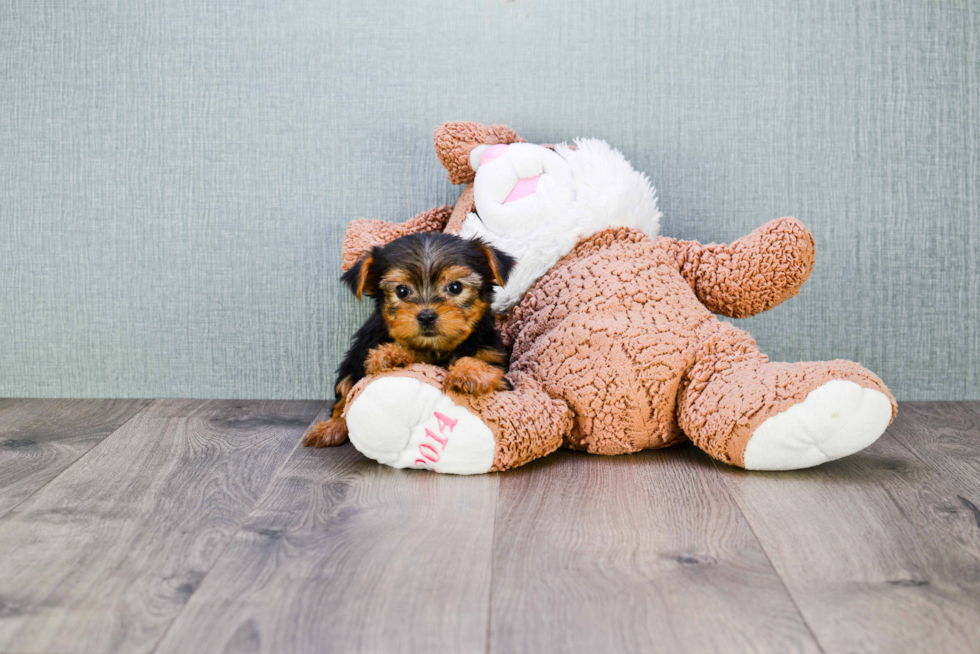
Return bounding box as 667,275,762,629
342,365,572,474
678,321,897,470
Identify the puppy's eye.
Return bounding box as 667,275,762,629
446,281,463,296
395,285,411,299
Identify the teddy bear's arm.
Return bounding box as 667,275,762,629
341,205,454,272
665,217,816,318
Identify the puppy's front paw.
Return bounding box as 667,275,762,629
445,357,508,396
365,343,417,374
303,418,349,447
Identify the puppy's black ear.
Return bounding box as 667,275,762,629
340,254,376,300
478,241,515,288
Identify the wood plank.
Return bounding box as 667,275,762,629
0,399,151,519
0,399,322,654
153,407,498,654
717,410,980,654
488,447,821,654
887,402,980,492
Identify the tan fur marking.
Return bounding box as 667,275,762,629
380,268,414,289
334,376,353,409
437,265,480,289
445,357,509,396
365,342,418,374
302,375,355,447
474,347,507,365
386,305,425,345
463,298,490,331
479,243,508,287
302,418,348,447
387,301,484,353
354,255,373,300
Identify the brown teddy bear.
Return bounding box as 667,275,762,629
308,122,896,474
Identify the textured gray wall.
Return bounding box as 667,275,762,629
1,0,977,400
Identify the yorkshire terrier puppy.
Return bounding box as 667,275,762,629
303,232,516,448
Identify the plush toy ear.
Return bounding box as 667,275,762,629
342,206,453,272
340,254,376,300
478,242,516,288
433,122,524,185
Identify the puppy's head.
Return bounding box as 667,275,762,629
341,233,514,352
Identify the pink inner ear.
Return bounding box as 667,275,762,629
504,175,541,204
480,143,509,166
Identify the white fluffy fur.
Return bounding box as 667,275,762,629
460,139,662,312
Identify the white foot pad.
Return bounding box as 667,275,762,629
345,376,496,475
743,380,893,471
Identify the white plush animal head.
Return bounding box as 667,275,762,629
459,139,662,312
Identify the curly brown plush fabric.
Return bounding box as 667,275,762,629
667,217,816,318
492,225,896,466
341,205,453,272
457,370,573,471
443,184,475,235
678,332,896,466
433,122,524,184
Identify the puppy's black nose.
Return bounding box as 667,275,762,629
417,309,438,328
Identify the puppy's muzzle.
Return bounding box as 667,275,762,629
416,309,438,331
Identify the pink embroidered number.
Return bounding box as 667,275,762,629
414,411,457,469
425,428,448,448
435,412,458,432
419,443,440,462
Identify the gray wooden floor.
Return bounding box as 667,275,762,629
0,400,978,654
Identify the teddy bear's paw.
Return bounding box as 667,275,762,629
345,376,496,474
743,380,893,471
